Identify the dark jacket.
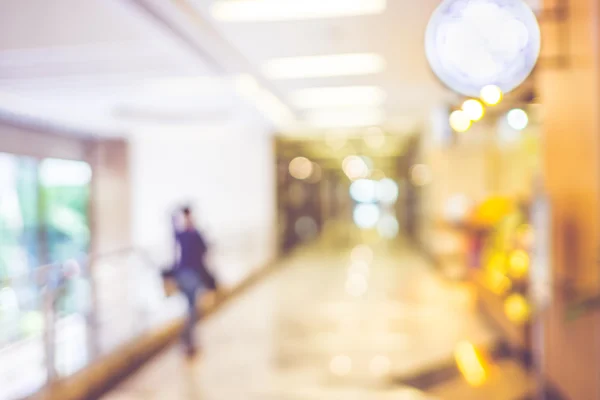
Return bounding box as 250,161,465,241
174,229,216,290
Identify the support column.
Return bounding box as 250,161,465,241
538,0,600,397
89,139,132,255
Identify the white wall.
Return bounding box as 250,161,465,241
128,119,277,287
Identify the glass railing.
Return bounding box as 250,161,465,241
0,248,179,400
0,229,273,400
0,264,50,400
90,248,185,358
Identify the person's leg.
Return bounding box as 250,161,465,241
183,286,197,352
175,269,200,353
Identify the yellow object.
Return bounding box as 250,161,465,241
485,269,512,295
462,99,485,121
504,294,531,324
486,251,507,273
508,249,530,279
455,341,488,387
480,85,503,106
449,110,472,132
470,197,514,227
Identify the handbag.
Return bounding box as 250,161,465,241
161,268,179,297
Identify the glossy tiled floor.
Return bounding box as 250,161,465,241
102,240,512,400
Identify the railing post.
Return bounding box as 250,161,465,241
86,258,100,361
42,279,57,384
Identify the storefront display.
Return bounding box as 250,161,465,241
474,199,535,348
466,196,515,269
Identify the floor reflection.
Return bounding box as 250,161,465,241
103,239,511,399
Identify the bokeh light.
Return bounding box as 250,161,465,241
346,273,368,297
508,249,530,279
487,252,508,274
507,108,529,130
449,110,472,132
351,244,374,264
342,156,370,180
462,99,485,121
485,269,512,295
353,203,380,229
376,178,399,204
410,164,433,187
377,215,399,239
454,341,487,387
349,260,370,276
480,84,503,105
330,355,352,376
289,157,313,180
504,293,531,324
349,179,378,203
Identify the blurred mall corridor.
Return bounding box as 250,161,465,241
101,237,536,400
3,0,600,399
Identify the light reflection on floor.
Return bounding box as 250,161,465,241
103,240,499,400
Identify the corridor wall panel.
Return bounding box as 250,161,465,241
129,122,276,287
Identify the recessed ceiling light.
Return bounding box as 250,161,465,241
307,108,384,128
263,53,386,80
290,86,386,109
143,77,226,97
211,0,387,22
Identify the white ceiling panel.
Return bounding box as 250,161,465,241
0,0,237,136
191,0,452,128
0,0,536,136
1,0,172,49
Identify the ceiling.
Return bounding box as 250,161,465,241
0,0,234,136
0,0,542,138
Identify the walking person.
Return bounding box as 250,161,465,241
170,206,217,357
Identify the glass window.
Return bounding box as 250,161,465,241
0,154,94,395
39,158,92,265
0,153,41,346
0,153,39,279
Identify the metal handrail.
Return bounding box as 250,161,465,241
85,247,163,362
0,230,267,400
0,247,160,399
